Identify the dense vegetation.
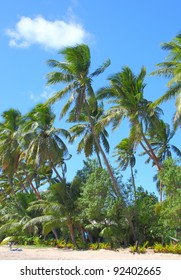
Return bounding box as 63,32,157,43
0,32,181,252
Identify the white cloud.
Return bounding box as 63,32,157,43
6,15,89,50
30,87,54,102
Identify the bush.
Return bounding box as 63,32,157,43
154,243,181,254
89,242,111,250
129,241,148,254
56,239,75,249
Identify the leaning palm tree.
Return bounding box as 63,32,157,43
68,100,109,167
151,31,181,128
45,44,120,195
144,121,181,164
141,121,181,201
0,109,43,200
98,66,163,172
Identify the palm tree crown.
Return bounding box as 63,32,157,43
151,32,181,128
20,104,71,182
46,44,110,120
68,100,109,167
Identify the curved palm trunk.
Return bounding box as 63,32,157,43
140,137,163,202
21,167,41,200
141,134,161,170
15,173,29,193
84,99,121,196
49,159,64,182
52,166,64,182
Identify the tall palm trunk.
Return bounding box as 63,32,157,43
140,135,163,202
95,150,103,168
84,99,121,196
130,166,137,201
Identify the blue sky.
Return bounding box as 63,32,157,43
1,0,181,196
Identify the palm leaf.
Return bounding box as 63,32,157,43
90,59,111,78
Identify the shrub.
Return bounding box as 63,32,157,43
154,243,181,254
129,241,148,254
89,242,111,250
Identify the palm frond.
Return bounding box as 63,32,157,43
90,59,111,78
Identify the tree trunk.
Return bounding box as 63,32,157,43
140,136,163,201
95,150,103,168
67,220,77,247
21,168,41,200
80,226,87,243
131,166,137,201
8,175,16,196
141,135,161,170
159,181,163,203
15,173,29,193
52,166,63,182
84,99,121,196
52,228,59,240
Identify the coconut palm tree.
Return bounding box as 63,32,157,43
0,108,43,200
68,100,109,167
113,137,137,200
24,178,81,246
0,192,37,241
141,121,181,201
143,121,181,164
0,109,22,195
20,104,71,183
98,66,163,171
45,44,120,195
151,32,181,128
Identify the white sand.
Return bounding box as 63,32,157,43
0,246,181,260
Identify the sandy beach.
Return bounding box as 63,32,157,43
0,246,180,260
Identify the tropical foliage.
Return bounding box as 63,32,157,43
0,35,181,251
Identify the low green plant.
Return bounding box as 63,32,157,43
56,239,75,249
56,239,66,249
129,241,148,254
89,242,111,250
154,243,181,254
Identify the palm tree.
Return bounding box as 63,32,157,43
24,178,81,246
98,66,163,171
68,100,109,167
113,137,137,200
144,121,181,163
0,192,37,241
151,32,181,128
142,121,181,201
45,44,120,195
173,93,181,128
0,109,22,195
20,104,71,183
